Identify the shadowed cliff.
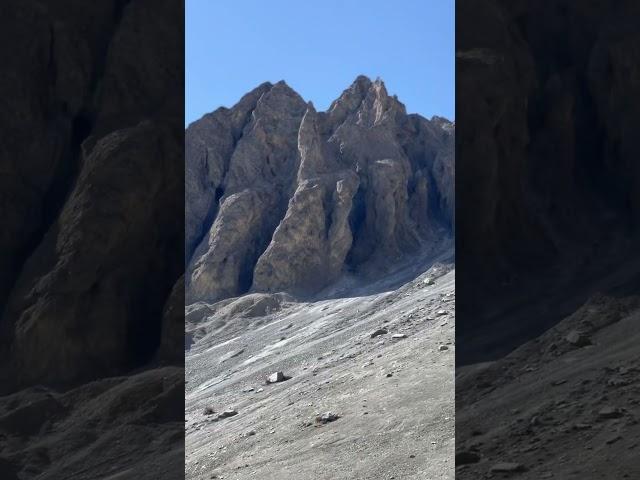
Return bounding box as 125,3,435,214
0,1,184,478
457,0,640,364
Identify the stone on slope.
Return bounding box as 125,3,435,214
315,412,340,424
370,328,388,338
266,371,290,384
565,330,591,347
598,406,623,419
214,409,238,421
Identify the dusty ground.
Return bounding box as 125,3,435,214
456,294,640,479
185,254,455,480
0,367,184,479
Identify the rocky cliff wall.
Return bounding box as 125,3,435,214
186,76,454,304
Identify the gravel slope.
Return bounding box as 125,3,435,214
186,258,455,480
456,294,640,479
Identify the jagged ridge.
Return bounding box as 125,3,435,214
185,76,454,303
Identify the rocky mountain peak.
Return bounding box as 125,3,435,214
186,77,454,304
326,75,407,129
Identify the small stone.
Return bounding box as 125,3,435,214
606,435,622,445
257,388,264,393
386,373,393,378
215,409,238,421
370,328,388,338
315,411,340,424
438,345,449,351
598,406,623,419
565,330,591,347
267,371,290,384
392,333,407,339
436,310,448,316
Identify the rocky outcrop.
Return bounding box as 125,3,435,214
456,0,640,362
0,0,183,389
0,1,184,479
251,103,361,294
186,76,454,303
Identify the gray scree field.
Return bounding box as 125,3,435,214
186,257,454,480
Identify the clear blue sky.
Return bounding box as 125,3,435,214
186,0,454,126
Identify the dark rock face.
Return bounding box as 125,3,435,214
186,76,454,303
0,1,184,478
456,0,640,362
0,0,184,388
457,4,640,477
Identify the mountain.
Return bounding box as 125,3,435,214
185,78,455,479
457,0,640,363
185,76,454,304
0,0,183,391
0,1,184,478
456,1,640,477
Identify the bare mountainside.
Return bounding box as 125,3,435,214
185,76,454,303
0,1,183,478
456,1,640,477
186,258,455,480
456,294,640,479
457,0,640,363
185,78,455,479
